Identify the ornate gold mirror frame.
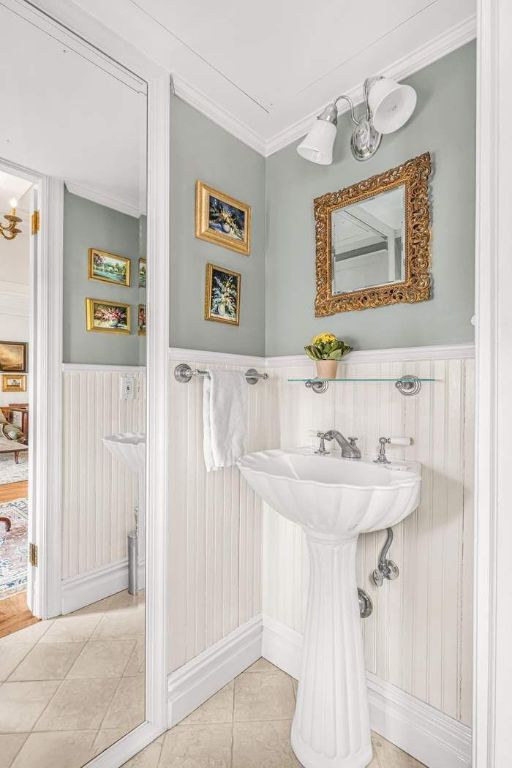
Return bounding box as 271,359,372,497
314,152,432,316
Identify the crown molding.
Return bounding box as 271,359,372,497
173,15,475,159
264,14,476,156
172,74,267,156
64,181,142,218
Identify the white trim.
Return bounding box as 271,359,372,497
169,346,265,368
167,616,263,727
61,362,145,373
265,15,476,156
172,75,266,156
261,616,471,768
62,559,129,614
265,343,475,368
64,180,142,219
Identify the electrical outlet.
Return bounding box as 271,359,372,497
120,374,137,400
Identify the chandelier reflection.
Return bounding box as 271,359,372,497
0,198,22,240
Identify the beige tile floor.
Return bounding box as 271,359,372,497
122,659,425,768
0,589,145,768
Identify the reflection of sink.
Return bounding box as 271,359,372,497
103,432,145,474
238,448,421,768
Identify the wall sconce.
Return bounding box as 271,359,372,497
0,198,22,240
297,77,417,165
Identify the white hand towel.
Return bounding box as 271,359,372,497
203,369,248,471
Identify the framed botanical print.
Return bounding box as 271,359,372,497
88,248,131,287
196,181,251,255
85,298,131,334
204,263,241,326
138,304,146,336
2,374,26,392
138,258,146,288
0,341,27,372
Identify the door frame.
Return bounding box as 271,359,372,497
473,0,512,765
0,155,63,621
1,0,171,763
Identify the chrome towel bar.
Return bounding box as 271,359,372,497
174,363,268,386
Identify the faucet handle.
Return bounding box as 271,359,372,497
315,431,330,455
348,437,358,446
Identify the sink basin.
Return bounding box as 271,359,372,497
103,432,146,474
238,448,421,768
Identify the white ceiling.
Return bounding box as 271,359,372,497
0,4,147,217
68,0,475,155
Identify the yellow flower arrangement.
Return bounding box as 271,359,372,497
304,332,352,361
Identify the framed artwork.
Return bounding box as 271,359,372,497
138,258,146,288
204,263,241,326
2,374,26,393
88,248,131,287
196,181,251,255
85,298,131,334
138,304,146,336
0,341,27,372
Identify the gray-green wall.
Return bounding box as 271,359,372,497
63,190,144,365
170,95,266,356
265,42,476,355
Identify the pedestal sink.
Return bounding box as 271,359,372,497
103,432,146,593
237,448,421,768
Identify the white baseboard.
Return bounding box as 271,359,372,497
261,616,471,768
167,615,263,727
61,558,145,614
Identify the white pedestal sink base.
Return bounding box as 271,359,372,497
291,534,373,768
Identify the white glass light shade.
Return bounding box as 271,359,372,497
9,197,17,209
297,119,337,165
369,78,417,134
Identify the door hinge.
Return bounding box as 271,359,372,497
29,543,38,567
31,210,40,235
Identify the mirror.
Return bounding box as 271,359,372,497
332,185,405,295
0,5,147,765
315,153,432,316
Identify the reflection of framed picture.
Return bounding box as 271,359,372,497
0,341,27,372
85,298,131,334
138,304,146,336
88,248,131,287
2,374,26,392
138,258,146,288
204,264,241,326
196,181,251,255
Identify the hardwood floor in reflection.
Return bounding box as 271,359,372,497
0,481,28,503
0,593,39,639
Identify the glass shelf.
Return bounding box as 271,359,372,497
288,375,435,397
287,378,436,383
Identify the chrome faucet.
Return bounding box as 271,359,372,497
317,430,361,459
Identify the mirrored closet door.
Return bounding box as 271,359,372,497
0,3,148,765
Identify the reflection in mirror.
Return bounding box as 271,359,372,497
331,186,405,295
0,5,147,765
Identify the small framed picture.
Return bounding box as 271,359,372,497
138,258,146,288
138,304,146,336
85,298,131,334
88,248,131,287
0,341,27,372
204,263,241,326
2,374,26,392
196,181,251,255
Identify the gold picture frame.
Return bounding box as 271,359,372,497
2,374,26,392
85,298,131,334
314,152,432,316
88,248,131,287
196,181,251,255
0,341,27,372
204,263,241,326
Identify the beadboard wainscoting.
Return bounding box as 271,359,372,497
262,345,475,731
61,364,146,611
168,349,271,673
